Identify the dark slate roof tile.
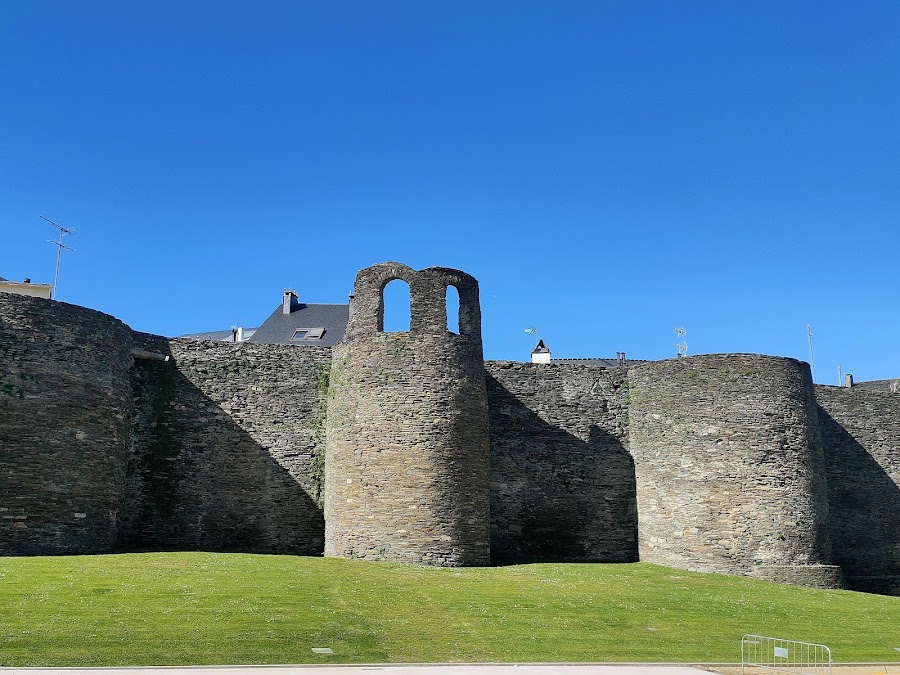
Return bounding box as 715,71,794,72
249,303,349,347
178,329,259,342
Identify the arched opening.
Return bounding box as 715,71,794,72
446,285,460,334
382,279,410,332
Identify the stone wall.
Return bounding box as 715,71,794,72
628,354,842,588
485,361,636,563
0,293,134,554
816,385,900,594
0,292,329,556
850,378,900,393
2,284,899,595
324,263,491,566
120,336,329,554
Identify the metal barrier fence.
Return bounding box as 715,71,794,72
741,634,832,675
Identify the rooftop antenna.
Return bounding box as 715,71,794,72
806,323,816,382
524,326,538,336
674,326,688,358
40,215,76,300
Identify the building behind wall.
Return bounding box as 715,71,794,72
0,262,898,596
0,276,52,299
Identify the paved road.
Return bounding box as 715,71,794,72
0,664,713,674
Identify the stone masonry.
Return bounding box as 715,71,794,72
324,263,491,566
628,355,842,588
485,361,636,563
1,263,898,594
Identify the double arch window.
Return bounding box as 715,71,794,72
379,279,464,334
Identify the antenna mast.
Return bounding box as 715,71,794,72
674,326,688,358
805,323,816,382
40,215,76,300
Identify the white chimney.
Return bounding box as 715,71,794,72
531,339,551,364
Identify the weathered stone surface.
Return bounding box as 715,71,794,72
0,293,134,554
485,361,636,563
119,336,329,554
816,385,900,594
324,264,491,566
628,354,835,585
1,267,899,594
753,564,845,589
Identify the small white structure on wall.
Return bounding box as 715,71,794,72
531,339,551,364
0,277,52,299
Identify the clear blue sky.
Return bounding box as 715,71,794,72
2,2,898,382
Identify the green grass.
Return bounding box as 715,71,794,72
1,553,898,666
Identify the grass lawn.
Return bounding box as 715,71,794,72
0,553,898,667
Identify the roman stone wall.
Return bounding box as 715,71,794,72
324,263,491,566
816,385,900,595
0,293,134,554
119,336,329,554
628,354,842,588
849,378,900,393
3,275,899,595
485,361,636,563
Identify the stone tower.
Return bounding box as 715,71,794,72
628,354,843,588
323,262,491,566
0,294,135,555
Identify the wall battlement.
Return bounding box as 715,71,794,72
1,265,898,595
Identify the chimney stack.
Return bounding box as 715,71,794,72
283,289,298,315
844,374,854,388
531,340,551,364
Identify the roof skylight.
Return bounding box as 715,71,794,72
291,327,325,341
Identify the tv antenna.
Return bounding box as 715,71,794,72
524,327,538,336
40,215,76,300
674,326,688,358
806,323,816,382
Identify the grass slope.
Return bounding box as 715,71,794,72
1,553,898,667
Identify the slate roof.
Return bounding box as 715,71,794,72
179,328,258,342
249,302,350,347
531,339,550,354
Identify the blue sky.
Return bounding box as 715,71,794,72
2,2,898,382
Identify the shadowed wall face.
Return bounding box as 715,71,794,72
3,281,900,594
628,354,841,588
120,337,329,554
485,362,637,564
0,293,134,554
816,385,900,595
324,263,491,566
